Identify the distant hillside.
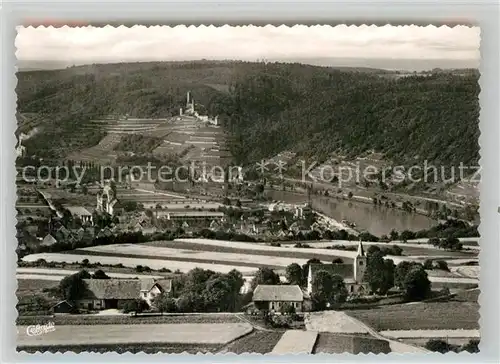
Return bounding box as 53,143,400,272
16,60,479,167
213,63,480,168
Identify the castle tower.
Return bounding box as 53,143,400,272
354,239,366,282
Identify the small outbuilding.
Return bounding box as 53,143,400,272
50,300,74,314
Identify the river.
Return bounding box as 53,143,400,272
266,190,437,237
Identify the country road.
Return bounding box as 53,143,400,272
305,311,429,354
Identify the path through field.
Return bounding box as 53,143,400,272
305,311,429,353
271,330,318,354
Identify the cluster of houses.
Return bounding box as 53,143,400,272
252,241,368,313
51,241,368,315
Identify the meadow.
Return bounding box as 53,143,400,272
345,302,480,331
17,323,253,347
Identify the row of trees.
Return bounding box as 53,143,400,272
365,246,431,300
428,237,463,251
153,268,244,313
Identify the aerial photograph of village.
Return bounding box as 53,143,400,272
15,25,480,355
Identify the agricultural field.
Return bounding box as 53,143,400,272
21,253,258,275
146,240,355,262
66,133,123,164
17,267,166,279
17,278,58,295
80,244,327,269
271,330,319,354
345,302,480,331
17,323,253,347
313,333,391,354
302,241,477,258
17,313,243,326
19,343,222,354
220,330,284,354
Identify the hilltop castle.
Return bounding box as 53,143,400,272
180,91,219,126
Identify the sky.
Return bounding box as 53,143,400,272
16,25,480,69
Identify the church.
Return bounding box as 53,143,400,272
307,240,369,295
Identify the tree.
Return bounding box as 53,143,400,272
400,230,415,241
435,260,449,271
461,339,480,353
366,248,394,295
423,259,434,270
176,291,204,312
203,275,233,312
58,270,91,302
395,261,412,289
391,245,403,256
403,265,431,301
285,263,303,285
153,293,177,314
122,299,149,315
428,237,440,247
347,192,353,199
251,267,280,289
332,258,344,264
425,339,454,353
311,270,347,310
301,258,321,285
92,269,110,279
389,229,399,241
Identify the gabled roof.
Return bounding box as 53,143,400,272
66,206,92,217
82,279,140,300
309,263,354,279
253,285,304,302
50,300,73,309
140,278,173,292
41,234,57,246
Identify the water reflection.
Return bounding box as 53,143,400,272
267,190,437,236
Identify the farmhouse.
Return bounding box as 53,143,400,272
65,206,93,225
252,284,305,313
76,278,172,310
139,278,173,306
307,240,368,295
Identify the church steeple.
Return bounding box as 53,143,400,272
354,239,366,282
356,239,365,257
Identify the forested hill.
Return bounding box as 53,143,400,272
16,61,479,167
212,63,480,168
